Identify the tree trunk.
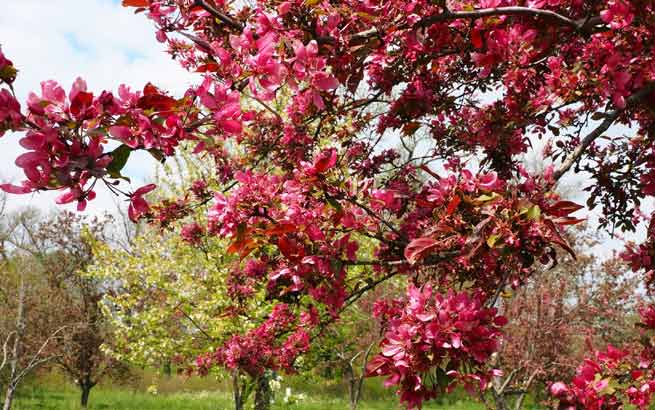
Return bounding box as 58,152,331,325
80,384,92,409
232,370,243,410
163,361,172,378
3,274,25,410
491,363,508,410
2,385,16,410
492,390,508,410
345,362,358,410
351,372,365,410
348,343,375,410
254,373,271,410
514,369,539,410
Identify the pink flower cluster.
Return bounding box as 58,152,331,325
197,303,311,377
402,168,582,293
1,77,195,211
366,285,507,409
551,305,655,410
0,49,20,137
0,89,21,137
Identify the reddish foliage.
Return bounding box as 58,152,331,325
1,0,655,408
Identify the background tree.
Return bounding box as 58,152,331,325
37,212,125,410
491,227,641,410
0,207,124,410
0,208,67,410
89,145,278,410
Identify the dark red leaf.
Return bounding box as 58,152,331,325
122,0,149,6
546,200,584,217
543,219,576,260
137,94,177,111
143,82,159,96
70,91,94,118
552,216,587,225
196,63,220,73
277,235,304,261
404,237,440,265
265,223,296,236
471,29,483,49
227,238,256,259
446,195,461,216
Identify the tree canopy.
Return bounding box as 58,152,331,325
1,0,655,408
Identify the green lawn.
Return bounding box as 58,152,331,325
6,370,506,410
3,364,548,410
10,386,486,410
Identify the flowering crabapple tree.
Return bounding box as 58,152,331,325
1,0,655,408
493,228,642,410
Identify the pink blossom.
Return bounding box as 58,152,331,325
128,183,156,221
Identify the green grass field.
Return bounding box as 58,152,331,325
7,370,491,410
11,387,487,410
6,369,540,410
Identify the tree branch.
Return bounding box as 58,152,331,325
14,326,68,384
0,331,15,371
418,7,602,33
553,83,655,181
194,0,244,32
175,305,216,342
496,368,518,395
344,196,405,241
344,271,398,310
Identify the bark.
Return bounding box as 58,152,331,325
492,393,508,410
232,370,243,410
490,353,509,410
254,373,271,410
2,385,15,410
80,384,91,410
345,361,364,410
3,273,25,410
514,370,539,410
163,361,172,378
345,362,356,410
78,374,96,410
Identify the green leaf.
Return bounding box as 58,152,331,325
0,65,17,83
486,234,500,248
148,148,166,163
107,144,132,178
476,193,499,203
527,205,541,220
597,378,615,396
326,196,343,212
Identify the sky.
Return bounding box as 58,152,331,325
0,0,195,215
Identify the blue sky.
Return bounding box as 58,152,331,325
0,0,195,215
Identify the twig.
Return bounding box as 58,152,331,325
0,331,15,371
553,83,655,181
14,325,68,384
194,0,244,31
344,196,405,240
175,305,216,341
418,7,602,33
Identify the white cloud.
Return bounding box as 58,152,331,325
0,0,196,215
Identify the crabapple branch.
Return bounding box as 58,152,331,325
553,83,655,181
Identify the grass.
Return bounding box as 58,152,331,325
6,371,506,410
10,386,487,410
8,372,489,410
